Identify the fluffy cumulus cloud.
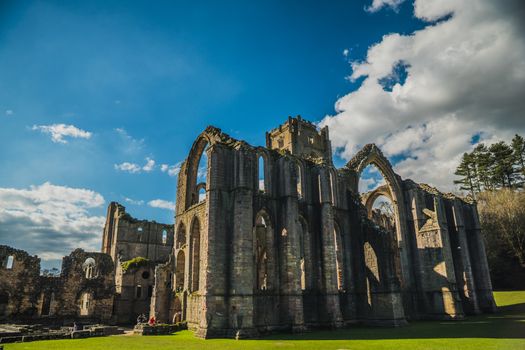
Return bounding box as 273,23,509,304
114,157,156,174
32,124,92,143
321,0,525,191
148,199,175,211
0,182,106,268
160,162,182,177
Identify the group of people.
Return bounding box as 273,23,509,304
137,313,156,326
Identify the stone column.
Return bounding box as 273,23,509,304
228,149,257,338
318,168,344,327
468,205,497,313
198,144,230,338
278,158,306,331
452,199,481,314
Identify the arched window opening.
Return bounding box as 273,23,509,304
83,258,96,279
162,229,168,245
296,163,303,199
190,219,201,292
175,250,185,292
371,195,396,233
333,223,344,291
176,223,186,249
254,211,273,291
136,285,142,298
79,292,92,316
198,186,206,202
5,255,14,269
197,145,208,185
258,155,266,193
359,164,396,233
297,217,311,291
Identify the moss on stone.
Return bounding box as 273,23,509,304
121,257,149,272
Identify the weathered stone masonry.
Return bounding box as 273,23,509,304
0,246,114,323
0,116,496,336
149,116,496,338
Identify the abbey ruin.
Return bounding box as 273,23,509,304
0,116,496,338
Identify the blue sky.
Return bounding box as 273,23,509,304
1,0,524,269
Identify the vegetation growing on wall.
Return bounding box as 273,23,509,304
121,257,149,272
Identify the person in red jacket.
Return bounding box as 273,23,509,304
148,316,156,326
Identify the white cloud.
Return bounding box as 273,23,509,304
365,0,406,13
160,162,182,177
0,182,105,267
114,162,141,173
5,109,13,116
115,157,157,174
124,197,144,205
321,0,525,191
148,199,175,211
32,123,92,143
343,48,350,57
142,157,155,172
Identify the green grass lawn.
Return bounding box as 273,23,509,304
4,291,525,350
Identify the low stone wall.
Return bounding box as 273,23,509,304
0,324,124,344
133,322,187,336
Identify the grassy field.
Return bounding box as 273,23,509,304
4,291,525,350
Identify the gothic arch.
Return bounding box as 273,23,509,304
253,209,275,291
363,184,393,216
185,135,210,208
255,148,271,194
347,143,411,290
189,217,201,292
176,222,186,249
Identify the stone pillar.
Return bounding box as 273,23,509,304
278,158,306,331
150,264,171,323
228,149,257,338
452,199,481,314
468,205,497,313
318,168,344,327
197,144,230,338
434,196,464,318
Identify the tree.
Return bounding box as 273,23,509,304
512,134,525,186
489,142,516,188
454,152,477,198
472,143,493,191
478,189,525,268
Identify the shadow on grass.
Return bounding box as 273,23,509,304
262,302,525,341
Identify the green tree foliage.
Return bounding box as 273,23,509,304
454,134,524,196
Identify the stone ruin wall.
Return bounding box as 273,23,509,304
0,246,115,323
0,117,497,337
149,117,497,338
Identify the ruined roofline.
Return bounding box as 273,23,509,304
266,115,320,135
199,125,331,165
402,179,474,204
111,201,172,227
345,144,473,204
0,244,40,263
345,143,393,172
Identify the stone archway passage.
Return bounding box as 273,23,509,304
347,143,412,292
